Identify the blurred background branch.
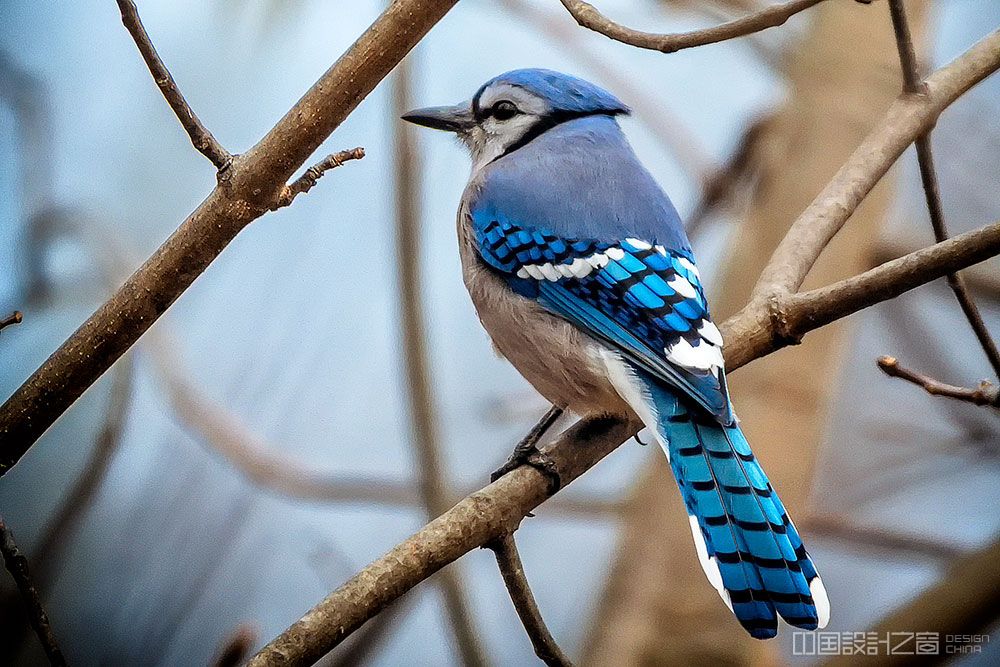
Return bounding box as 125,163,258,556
0,516,65,666
390,52,488,667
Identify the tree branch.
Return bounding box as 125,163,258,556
487,534,574,667
752,27,1000,299
271,148,366,210
248,215,1000,666
0,311,22,332
726,219,1000,369
557,0,827,53
876,355,999,408
488,406,571,666
0,0,460,473
887,0,1000,378
246,415,641,667
0,516,66,666
116,0,231,170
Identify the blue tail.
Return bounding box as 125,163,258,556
640,372,829,639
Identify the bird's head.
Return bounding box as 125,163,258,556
402,68,629,170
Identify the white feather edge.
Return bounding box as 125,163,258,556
665,336,724,372
599,349,735,614
688,515,734,612
597,349,668,460
810,575,831,628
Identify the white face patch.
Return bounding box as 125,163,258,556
464,83,551,173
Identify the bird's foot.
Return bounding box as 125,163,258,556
491,445,562,494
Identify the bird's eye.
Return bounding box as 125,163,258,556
491,100,519,121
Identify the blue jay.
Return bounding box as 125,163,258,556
403,69,829,639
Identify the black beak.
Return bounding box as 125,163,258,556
401,103,475,132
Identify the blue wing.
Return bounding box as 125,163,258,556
472,210,734,424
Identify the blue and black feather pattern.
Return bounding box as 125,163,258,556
474,216,732,422
470,212,828,638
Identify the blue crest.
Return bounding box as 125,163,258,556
474,68,630,117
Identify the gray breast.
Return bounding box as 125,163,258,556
455,192,627,416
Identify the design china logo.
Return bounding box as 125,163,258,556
792,632,991,656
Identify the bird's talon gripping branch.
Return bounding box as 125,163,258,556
491,405,564,488
491,446,562,495
526,451,562,495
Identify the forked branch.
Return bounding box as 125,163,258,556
752,27,1000,299
116,0,231,170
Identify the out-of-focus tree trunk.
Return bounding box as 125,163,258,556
583,3,928,665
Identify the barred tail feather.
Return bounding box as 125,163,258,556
602,355,828,639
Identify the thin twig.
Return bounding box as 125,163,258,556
212,624,257,667
0,311,22,332
115,0,231,170
488,534,574,667
887,0,1000,379
558,0,827,53
876,355,999,408
392,58,487,667
488,406,572,666
271,147,366,210
0,516,66,666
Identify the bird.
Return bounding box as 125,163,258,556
402,68,829,640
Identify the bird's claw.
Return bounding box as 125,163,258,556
491,446,562,495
